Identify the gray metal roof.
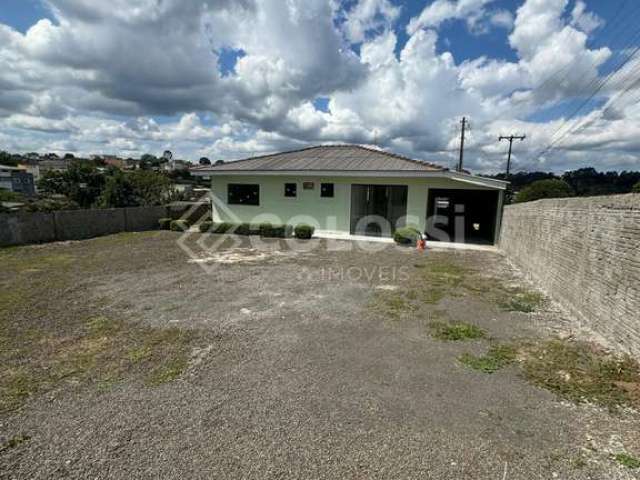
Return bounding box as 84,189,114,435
192,145,446,172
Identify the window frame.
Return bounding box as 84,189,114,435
284,182,297,198
320,182,334,198
227,183,260,206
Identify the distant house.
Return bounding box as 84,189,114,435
38,158,72,174
102,156,126,169
191,145,509,245
164,159,191,172
0,165,36,197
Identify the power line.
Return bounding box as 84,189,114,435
526,41,640,165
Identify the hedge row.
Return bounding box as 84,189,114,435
197,221,315,239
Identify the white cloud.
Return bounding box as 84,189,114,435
571,0,604,34
407,0,496,34
0,0,636,173
342,0,401,43
489,9,514,30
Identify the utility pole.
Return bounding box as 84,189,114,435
499,135,526,177
458,117,468,172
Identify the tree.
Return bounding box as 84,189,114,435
139,154,157,170
215,159,225,166
64,153,75,159
633,182,640,193
38,161,105,207
128,170,173,205
0,151,19,166
515,179,575,203
199,157,211,165
97,171,136,208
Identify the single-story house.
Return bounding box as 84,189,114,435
191,145,509,245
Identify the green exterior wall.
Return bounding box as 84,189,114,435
210,174,499,236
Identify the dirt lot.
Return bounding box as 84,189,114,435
1,231,639,479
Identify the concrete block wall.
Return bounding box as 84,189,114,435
499,194,640,356
0,205,168,247
54,208,126,241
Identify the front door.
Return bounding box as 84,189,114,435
350,184,408,237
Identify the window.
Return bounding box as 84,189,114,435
303,181,315,190
321,183,334,198
284,183,297,197
228,183,259,205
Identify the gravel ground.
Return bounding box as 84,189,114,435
1,231,639,479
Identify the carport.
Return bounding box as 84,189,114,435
426,188,502,245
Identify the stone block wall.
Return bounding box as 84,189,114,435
500,194,640,356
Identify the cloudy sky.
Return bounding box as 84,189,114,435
0,0,639,173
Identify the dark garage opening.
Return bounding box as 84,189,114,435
426,189,499,245
350,184,408,237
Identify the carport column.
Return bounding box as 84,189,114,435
494,189,505,245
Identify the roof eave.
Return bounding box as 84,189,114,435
190,169,508,189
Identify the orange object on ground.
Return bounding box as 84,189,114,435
417,238,426,251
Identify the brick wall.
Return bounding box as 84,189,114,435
500,194,640,356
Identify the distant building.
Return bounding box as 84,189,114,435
102,156,126,169
164,159,191,172
39,158,72,174
0,165,36,197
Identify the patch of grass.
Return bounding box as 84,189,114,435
615,453,640,469
374,290,416,318
147,356,189,386
0,434,31,453
498,289,545,313
0,315,197,413
429,321,486,341
520,340,640,410
90,231,160,246
459,344,518,373
1,370,42,412
422,258,468,289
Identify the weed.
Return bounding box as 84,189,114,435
615,453,640,469
459,345,518,373
497,289,545,313
521,340,640,410
429,321,486,341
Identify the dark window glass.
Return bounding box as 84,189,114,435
284,183,297,197
228,184,259,205
321,183,334,198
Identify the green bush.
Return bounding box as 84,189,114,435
170,219,189,232
515,179,574,203
393,226,421,245
259,222,273,237
0,189,24,202
294,224,315,239
213,222,234,233
633,182,640,193
198,221,213,233
260,223,293,238
236,223,260,235
158,218,172,230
